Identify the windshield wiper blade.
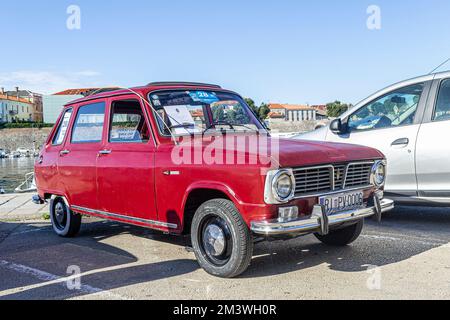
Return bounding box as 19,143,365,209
204,121,260,134
169,122,196,130
203,121,235,134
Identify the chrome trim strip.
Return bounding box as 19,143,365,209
251,198,394,236
294,185,373,199
71,205,178,229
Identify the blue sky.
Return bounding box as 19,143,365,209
0,0,449,105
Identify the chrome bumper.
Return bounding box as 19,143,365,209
251,198,394,236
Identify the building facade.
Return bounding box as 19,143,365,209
43,94,83,124
1,88,44,123
267,104,327,123
0,93,34,123
43,88,118,124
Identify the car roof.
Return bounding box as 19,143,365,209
64,82,228,106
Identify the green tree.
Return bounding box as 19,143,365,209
258,103,270,120
244,98,259,115
326,101,350,118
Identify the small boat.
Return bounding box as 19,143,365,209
15,172,37,193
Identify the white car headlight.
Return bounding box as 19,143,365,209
265,169,296,204
371,160,386,187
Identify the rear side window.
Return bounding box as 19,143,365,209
433,79,450,122
71,102,106,143
109,100,150,143
52,108,73,145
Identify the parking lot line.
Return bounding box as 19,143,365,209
0,260,129,300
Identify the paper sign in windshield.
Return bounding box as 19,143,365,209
56,111,72,145
164,105,201,134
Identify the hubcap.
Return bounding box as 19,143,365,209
203,224,226,257
199,215,233,266
53,201,67,229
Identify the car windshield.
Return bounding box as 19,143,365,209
150,90,265,136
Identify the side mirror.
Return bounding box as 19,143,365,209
330,119,345,134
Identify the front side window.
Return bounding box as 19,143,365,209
52,108,73,145
348,83,424,132
71,102,105,143
109,100,150,143
150,90,264,136
433,79,450,122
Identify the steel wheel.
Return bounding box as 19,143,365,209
199,216,233,267
53,201,68,231
50,197,82,238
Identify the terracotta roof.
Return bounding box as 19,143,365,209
268,111,285,119
0,94,33,104
311,105,326,111
269,103,314,111
53,87,119,96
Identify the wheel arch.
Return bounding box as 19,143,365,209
181,182,242,235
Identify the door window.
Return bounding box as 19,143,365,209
348,83,424,132
52,108,73,145
109,100,150,143
433,79,450,122
71,102,106,143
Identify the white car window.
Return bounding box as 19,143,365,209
433,79,450,122
348,84,424,132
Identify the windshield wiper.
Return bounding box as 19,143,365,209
169,123,196,130
204,121,259,134
203,121,235,134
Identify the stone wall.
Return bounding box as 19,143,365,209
269,120,330,133
0,128,53,151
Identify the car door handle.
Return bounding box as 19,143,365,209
60,150,70,156
391,138,409,146
98,150,112,155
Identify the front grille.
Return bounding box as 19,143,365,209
294,166,333,195
345,163,373,188
293,161,374,197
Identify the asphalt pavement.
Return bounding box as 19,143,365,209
0,206,449,300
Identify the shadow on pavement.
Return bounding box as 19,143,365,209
0,220,197,300
242,206,450,278
1,205,449,297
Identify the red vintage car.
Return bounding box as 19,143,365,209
34,82,394,278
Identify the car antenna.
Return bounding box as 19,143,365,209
428,57,450,74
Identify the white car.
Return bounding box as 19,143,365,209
295,71,450,206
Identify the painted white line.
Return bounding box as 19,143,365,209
362,235,399,241
0,260,129,300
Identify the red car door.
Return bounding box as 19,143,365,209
35,107,74,196
96,96,158,226
57,101,107,210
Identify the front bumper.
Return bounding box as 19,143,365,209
251,198,394,236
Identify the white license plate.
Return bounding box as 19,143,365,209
319,191,365,215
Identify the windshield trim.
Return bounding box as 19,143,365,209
147,89,268,138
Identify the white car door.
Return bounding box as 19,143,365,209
416,77,450,199
327,83,429,194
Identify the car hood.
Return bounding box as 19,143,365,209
272,138,384,168
173,134,384,169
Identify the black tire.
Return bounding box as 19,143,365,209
191,199,253,278
50,197,81,238
315,220,364,246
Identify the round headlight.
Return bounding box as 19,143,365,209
371,161,386,187
272,171,295,201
